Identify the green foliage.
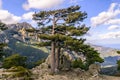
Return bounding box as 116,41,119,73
6,66,32,78
117,51,120,54
0,22,7,30
8,41,48,69
85,48,104,65
0,43,7,60
2,54,27,69
117,60,120,71
32,5,103,72
25,28,35,33
117,51,120,71
71,59,85,69
32,5,89,52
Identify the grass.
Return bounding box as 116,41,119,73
6,66,32,79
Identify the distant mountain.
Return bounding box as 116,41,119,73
91,45,120,58
7,22,33,30
91,45,120,67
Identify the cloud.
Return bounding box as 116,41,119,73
69,0,81,4
108,25,120,30
91,3,120,27
23,0,64,10
105,19,120,25
0,0,21,24
21,12,37,27
99,31,120,39
22,12,34,20
0,10,21,24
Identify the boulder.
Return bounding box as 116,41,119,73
88,64,100,77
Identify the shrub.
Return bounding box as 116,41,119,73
71,59,85,69
117,60,120,71
2,54,27,69
117,51,120,54
6,66,32,79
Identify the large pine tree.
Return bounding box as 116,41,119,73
32,5,103,73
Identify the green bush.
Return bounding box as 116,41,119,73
117,51,120,54
117,60,120,71
71,59,85,69
2,54,27,69
6,66,32,78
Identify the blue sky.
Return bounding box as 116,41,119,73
1,0,120,47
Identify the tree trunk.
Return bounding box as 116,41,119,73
55,42,61,70
51,41,55,73
51,16,56,74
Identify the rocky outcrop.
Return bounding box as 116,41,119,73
31,62,120,80
0,22,37,43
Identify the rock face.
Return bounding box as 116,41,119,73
31,62,120,80
0,22,34,43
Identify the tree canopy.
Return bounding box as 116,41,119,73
31,5,103,73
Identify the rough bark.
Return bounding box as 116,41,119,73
55,42,61,70
51,41,56,73
51,16,56,73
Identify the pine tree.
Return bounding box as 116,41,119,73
32,5,103,73
117,51,120,71
2,54,27,69
117,51,120,54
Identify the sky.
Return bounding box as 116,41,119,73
1,0,120,48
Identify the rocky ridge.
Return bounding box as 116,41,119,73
31,55,120,80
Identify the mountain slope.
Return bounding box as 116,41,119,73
0,22,48,68
91,45,120,67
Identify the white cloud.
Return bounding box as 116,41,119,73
69,0,81,4
23,0,64,10
91,3,120,27
0,0,21,24
0,10,21,24
108,25,120,30
21,12,37,27
22,12,34,20
105,19,120,25
99,31,120,39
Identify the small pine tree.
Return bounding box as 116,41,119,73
117,51,120,71
117,60,120,71
2,54,27,69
